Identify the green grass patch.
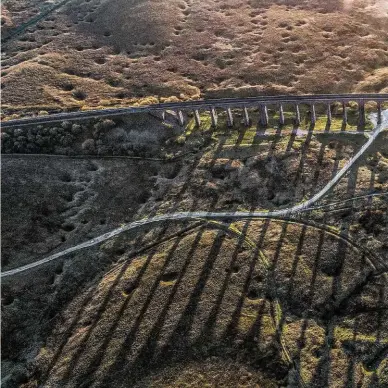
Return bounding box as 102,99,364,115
182,107,374,150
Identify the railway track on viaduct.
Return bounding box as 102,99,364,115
2,93,387,129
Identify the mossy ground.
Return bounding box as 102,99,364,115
2,125,387,387
21,219,387,388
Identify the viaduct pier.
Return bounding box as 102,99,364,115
2,94,387,131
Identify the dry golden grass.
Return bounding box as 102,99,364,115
1,0,388,118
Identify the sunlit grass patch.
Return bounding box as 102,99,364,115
183,105,374,149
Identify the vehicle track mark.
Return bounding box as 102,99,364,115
2,0,78,44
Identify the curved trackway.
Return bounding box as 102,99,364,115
297,192,388,212
2,116,387,278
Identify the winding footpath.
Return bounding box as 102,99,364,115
2,114,387,278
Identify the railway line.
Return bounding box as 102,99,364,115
1,96,387,278
2,93,387,129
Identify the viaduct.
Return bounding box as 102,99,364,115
1,93,387,130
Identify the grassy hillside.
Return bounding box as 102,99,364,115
1,1,388,387
1,0,388,119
